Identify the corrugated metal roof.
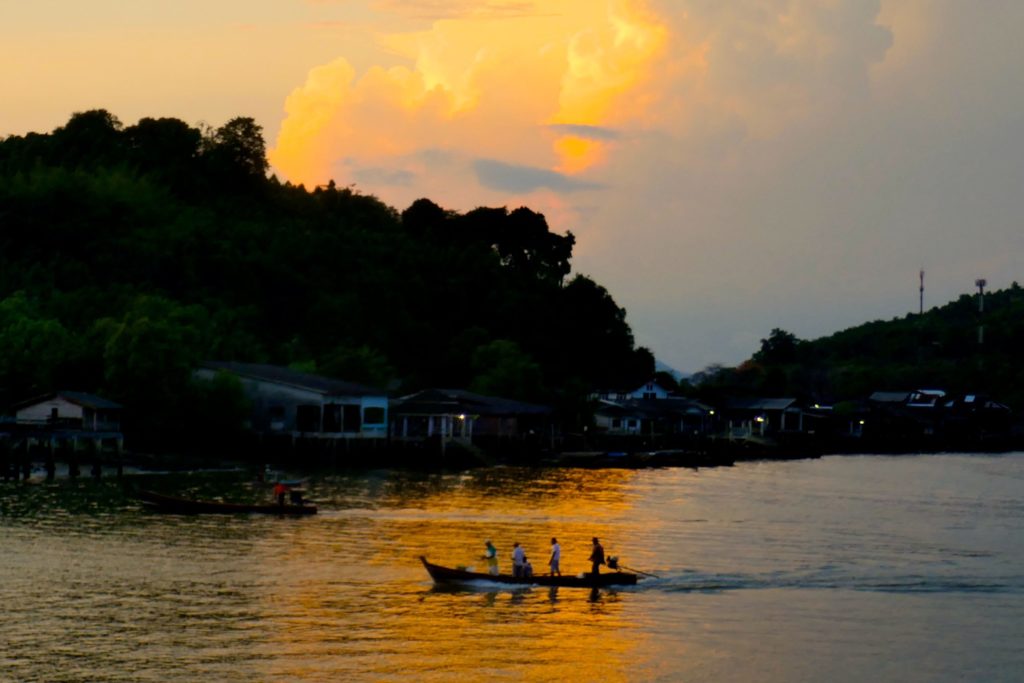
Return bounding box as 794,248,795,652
869,391,911,403
12,391,122,411
725,398,798,411
392,388,551,416
202,361,384,397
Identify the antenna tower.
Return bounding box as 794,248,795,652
919,269,924,315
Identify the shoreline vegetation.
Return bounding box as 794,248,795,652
2,110,1022,470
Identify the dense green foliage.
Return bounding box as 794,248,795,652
693,287,1024,412
0,110,653,440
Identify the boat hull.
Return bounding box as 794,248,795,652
136,489,317,515
420,556,637,587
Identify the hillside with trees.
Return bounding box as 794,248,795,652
0,110,654,445
692,286,1024,414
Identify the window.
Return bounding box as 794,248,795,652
323,404,342,432
343,404,361,432
296,405,321,432
612,418,622,428
364,407,385,425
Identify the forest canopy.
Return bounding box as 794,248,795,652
0,110,654,440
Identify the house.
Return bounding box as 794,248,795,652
720,398,805,438
390,388,552,447
5,391,124,479
196,362,388,440
590,378,674,402
13,391,122,432
594,397,714,436
865,388,1013,442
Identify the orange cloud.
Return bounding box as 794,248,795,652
269,0,667,189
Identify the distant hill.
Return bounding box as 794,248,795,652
695,284,1024,413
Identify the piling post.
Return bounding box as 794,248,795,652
69,437,80,479
90,439,102,479
20,438,32,481
0,441,9,481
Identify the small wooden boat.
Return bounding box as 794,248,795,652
136,489,317,515
420,556,638,588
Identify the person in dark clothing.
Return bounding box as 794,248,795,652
589,537,605,576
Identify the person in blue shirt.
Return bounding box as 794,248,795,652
482,539,498,575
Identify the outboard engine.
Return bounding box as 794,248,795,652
607,555,619,570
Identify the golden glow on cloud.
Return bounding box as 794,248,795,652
269,0,667,188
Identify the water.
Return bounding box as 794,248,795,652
2,453,1022,682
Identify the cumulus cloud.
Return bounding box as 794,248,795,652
269,0,667,190
270,1,1023,371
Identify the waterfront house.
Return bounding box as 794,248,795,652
13,391,122,432
594,397,714,437
196,361,388,441
390,388,553,451
720,397,805,439
7,391,125,473
864,388,1013,444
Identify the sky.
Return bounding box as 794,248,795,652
4,0,1023,374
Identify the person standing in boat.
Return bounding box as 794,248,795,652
482,540,499,575
549,537,561,576
273,481,290,506
511,542,526,577
589,537,605,576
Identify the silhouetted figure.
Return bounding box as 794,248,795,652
589,537,605,576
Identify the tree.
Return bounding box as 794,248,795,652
320,344,395,388
205,117,268,182
470,340,544,401
754,328,800,364
0,292,76,404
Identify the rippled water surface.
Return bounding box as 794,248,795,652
2,453,1023,682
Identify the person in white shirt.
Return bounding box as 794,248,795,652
511,542,526,577
548,537,561,576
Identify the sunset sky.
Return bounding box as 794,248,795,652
4,1,1022,373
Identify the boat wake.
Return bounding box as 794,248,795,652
637,569,1023,595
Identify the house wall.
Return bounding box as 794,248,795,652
595,413,641,434
16,398,84,423
195,368,387,437
626,382,671,400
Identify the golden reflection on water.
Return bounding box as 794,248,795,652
4,456,1024,681
250,467,647,681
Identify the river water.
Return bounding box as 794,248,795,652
2,452,1022,682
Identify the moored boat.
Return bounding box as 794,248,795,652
420,556,638,587
135,489,317,515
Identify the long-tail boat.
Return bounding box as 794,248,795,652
420,556,638,587
135,489,317,515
